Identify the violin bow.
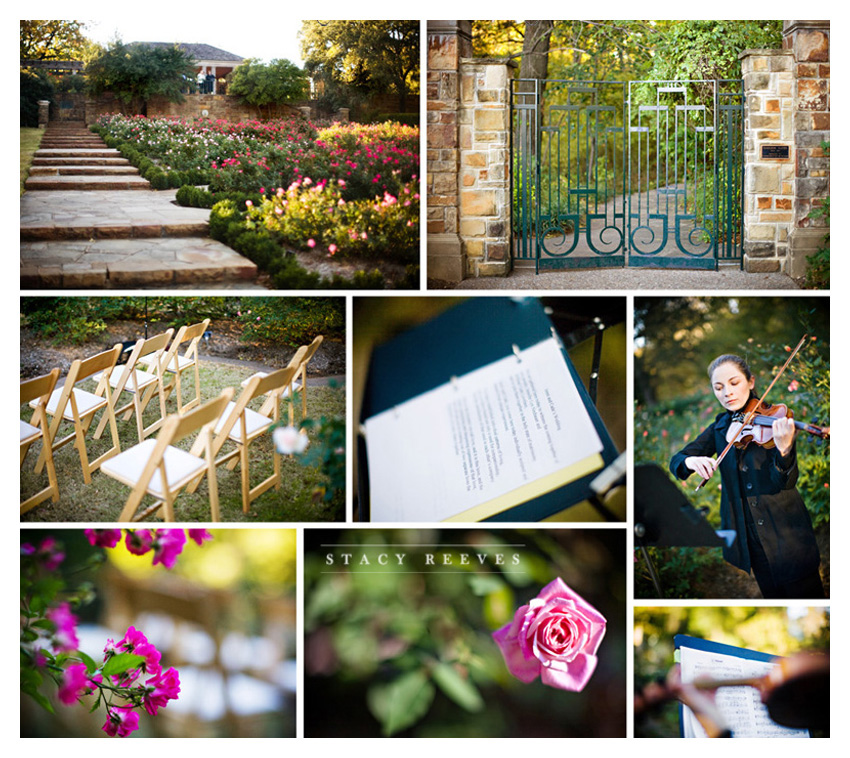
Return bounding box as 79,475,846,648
696,334,808,490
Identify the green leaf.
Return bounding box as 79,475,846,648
467,574,505,596
101,653,146,677
367,669,435,736
78,650,97,674
431,662,484,713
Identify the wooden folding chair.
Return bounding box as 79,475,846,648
31,345,123,485
93,330,173,443
283,335,323,424
138,319,210,414
187,366,299,513
99,388,234,522
21,369,61,512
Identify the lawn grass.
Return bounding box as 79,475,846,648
20,360,345,523
21,127,44,194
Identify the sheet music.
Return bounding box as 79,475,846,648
679,646,809,738
364,337,604,521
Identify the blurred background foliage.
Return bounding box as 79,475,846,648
20,296,345,347
304,528,626,737
633,297,830,598
634,606,830,738
21,529,297,738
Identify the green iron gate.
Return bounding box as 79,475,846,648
511,79,744,271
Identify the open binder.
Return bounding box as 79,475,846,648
358,298,619,522
674,635,810,738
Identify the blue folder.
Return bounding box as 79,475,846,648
359,297,619,521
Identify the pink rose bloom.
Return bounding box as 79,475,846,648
187,529,213,545
151,529,187,569
57,663,90,705
108,626,162,683
142,666,181,715
85,529,122,548
46,602,79,652
102,706,140,738
492,577,606,691
125,529,155,556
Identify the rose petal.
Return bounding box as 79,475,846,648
540,652,598,692
492,623,540,683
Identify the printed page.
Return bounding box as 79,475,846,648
679,646,809,738
365,337,604,521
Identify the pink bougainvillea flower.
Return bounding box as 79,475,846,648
47,602,79,653
58,663,90,705
142,666,181,715
151,529,187,569
788,379,799,392
492,577,606,692
187,529,213,546
84,529,122,548
102,706,140,738
307,238,316,248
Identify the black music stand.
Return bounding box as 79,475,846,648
634,464,729,596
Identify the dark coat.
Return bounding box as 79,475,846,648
669,410,821,586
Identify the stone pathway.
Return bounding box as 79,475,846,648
21,122,262,289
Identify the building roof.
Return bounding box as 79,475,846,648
132,42,244,62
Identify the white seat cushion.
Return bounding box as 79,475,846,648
215,402,273,443
20,419,41,444
42,387,108,420
281,380,302,398
94,365,159,393
139,352,195,373
100,439,207,498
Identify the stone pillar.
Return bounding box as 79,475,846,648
334,108,350,123
458,58,515,277
426,20,471,282
784,20,830,277
37,100,50,128
739,49,795,272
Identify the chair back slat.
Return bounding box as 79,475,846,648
254,366,299,399
21,369,60,406
77,344,122,382
171,388,235,442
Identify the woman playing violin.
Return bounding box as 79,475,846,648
670,354,824,599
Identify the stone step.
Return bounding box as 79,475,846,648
21,238,259,289
32,157,132,166
21,218,208,241
29,165,141,177
24,175,151,191
35,148,123,158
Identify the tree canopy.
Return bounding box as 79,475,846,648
473,20,783,82
300,21,419,111
227,58,309,116
85,41,195,113
20,20,90,61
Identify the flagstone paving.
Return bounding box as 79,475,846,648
21,122,261,289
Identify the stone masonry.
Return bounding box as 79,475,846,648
785,20,830,275
739,48,795,272
426,21,471,282
740,20,828,276
457,58,514,277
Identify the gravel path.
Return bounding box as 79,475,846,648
429,265,800,290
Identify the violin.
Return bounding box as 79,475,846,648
696,334,818,490
727,397,830,450
635,653,829,734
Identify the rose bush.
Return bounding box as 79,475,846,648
492,577,606,691
21,529,209,736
